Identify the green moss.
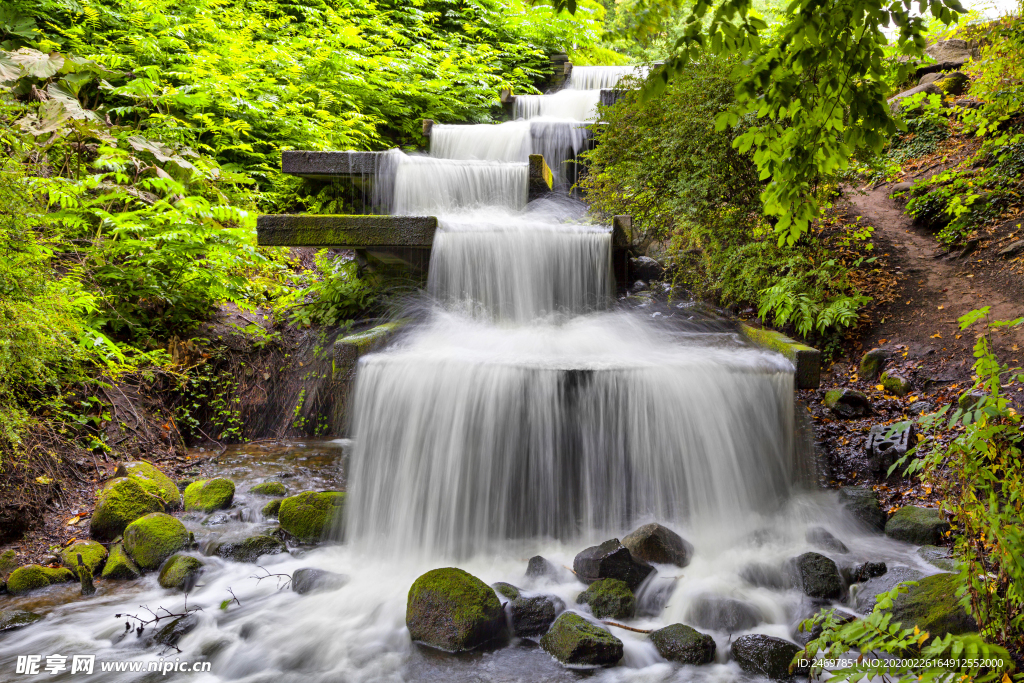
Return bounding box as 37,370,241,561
649,623,716,665
60,540,108,574
540,612,624,667
115,461,181,509
576,578,636,619
859,348,889,380
215,535,286,563
823,390,842,406
123,512,190,569
740,325,821,389
262,498,283,517
887,573,976,636
183,478,236,513
0,549,16,579
881,371,911,396
101,543,141,580
278,491,344,542
0,610,43,631
491,582,520,600
406,567,506,652
250,481,287,496
89,477,165,541
158,554,204,590
885,506,950,545
7,565,76,595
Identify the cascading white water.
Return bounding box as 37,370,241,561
391,155,528,215
430,121,532,162
567,65,647,90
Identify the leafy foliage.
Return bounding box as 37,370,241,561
281,252,380,329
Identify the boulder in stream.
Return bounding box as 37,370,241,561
649,623,715,665
406,567,506,652
573,539,654,591
885,506,950,545
731,634,808,680
576,578,635,619
151,614,199,648
525,555,559,580
838,486,886,532
621,523,693,567
123,512,190,570
60,539,108,574
278,491,345,543
158,554,204,590
261,498,283,517
510,595,559,637
805,527,848,554
115,460,181,509
540,612,623,667
491,582,520,600
0,609,43,632
89,477,165,541
686,594,762,632
292,567,349,595
101,543,141,581
6,565,76,595
250,481,287,497
214,535,286,563
793,552,845,601
183,478,236,513
885,572,976,636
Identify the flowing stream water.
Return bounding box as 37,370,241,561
0,69,942,683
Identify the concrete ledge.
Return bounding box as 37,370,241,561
528,154,554,199
257,215,438,248
333,321,405,380
740,325,821,389
282,150,392,178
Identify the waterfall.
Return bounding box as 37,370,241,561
391,155,528,215
567,65,646,90
430,121,532,162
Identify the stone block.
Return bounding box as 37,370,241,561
740,325,821,389
256,215,438,248
866,421,914,474
281,150,392,178
333,321,405,381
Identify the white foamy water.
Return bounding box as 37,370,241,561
391,155,527,215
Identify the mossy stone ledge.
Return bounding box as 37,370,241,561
183,478,236,513
740,325,821,389
406,567,506,652
885,506,950,545
214,535,286,563
123,512,191,570
90,477,165,541
115,460,182,509
649,623,716,665
278,491,345,542
60,540,108,574
7,565,76,595
539,612,623,668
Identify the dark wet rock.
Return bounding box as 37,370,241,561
250,481,287,496
885,573,975,636
261,498,283,517
279,491,345,543
859,349,891,380
202,512,232,526
115,460,181,510
621,523,693,567
918,545,956,572
214,535,286,563
540,612,623,668
852,562,887,583
576,578,635,620
406,567,506,652
838,486,886,532
686,594,761,632
881,371,912,397
101,543,141,581
511,595,559,637
60,540,108,574
158,555,204,591
90,477,165,541
885,506,949,545
649,623,715,665
935,71,969,96
630,256,664,282
526,555,559,580
291,567,349,595
0,610,43,632
794,607,856,646
794,552,844,601
152,614,199,648
123,512,190,570
6,565,76,595
867,421,914,474
573,539,654,591
823,388,872,419
740,563,790,589
806,528,849,554
183,478,236,513
492,582,520,600
909,400,936,416
998,240,1024,258
854,565,924,610
630,280,649,294
731,634,809,680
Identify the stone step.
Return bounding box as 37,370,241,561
257,214,437,248
740,325,822,389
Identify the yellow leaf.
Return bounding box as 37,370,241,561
875,384,884,391
66,515,80,526
937,305,944,310
908,395,918,402
35,475,53,485
917,631,929,646
931,333,942,339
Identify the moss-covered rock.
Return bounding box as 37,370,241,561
510,595,559,637
794,552,844,600
261,498,283,517
885,506,950,545
6,565,76,595
732,634,808,680
250,481,287,496
123,512,190,570
183,478,235,513
60,540,108,574
292,567,349,595
886,572,975,636
576,578,636,619
214,535,286,563
540,612,623,667
823,388,872,419
880,371,912,397
158,554,204,591
0,609,43,632
115,460,181,509
406,567,506,652
101,543,141,580
573,538,654,591
90,477,165,541
839,486,886,532
491,582,520,600
0,549,17,580
649,623,716,665
278,491,344,542
859,348,890,381
936,71,969,96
